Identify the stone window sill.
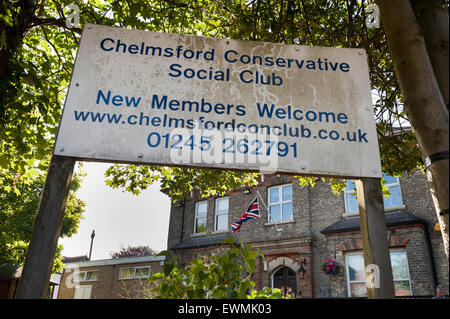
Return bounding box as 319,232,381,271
343,205,406,217
192,229,230,237
191,232,208,238
264,219,295,226
211,229,229,235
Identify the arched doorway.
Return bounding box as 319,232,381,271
272,267,297,294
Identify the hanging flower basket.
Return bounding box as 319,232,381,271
321,258,340,276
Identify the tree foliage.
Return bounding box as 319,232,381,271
0,0,438,202
149,238,288,299
104,164,259,200
0,160,85,272
110,244,157,258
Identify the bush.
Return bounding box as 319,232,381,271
149,238,287,299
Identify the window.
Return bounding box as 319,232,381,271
73,271,98,282
345,250,412,297
119,267,134,279
268,184,293,222
390,251,412,296
119,266,151,280
345,253,367,297
74,285,92,299
135,266,151,278
194,201,207,233
344,174,403,213
382,175,403,209
215,197,229,231
344,180,359,213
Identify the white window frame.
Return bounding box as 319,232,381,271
343,180,358,215
119,266,151,280
382,175,404,211
345,249,412,297
194,201,208,234
268,184,293,223
343,175,404,216
389,249,412,295
345,252,367,297
214,197,229,232
73,270,98,282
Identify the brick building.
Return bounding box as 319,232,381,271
57,255,165,299
167,170,448,298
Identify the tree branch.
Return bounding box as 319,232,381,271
31,17,82,34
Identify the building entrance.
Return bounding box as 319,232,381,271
273,267,297,295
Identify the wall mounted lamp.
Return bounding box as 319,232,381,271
299,259,307,279
299,265,306,279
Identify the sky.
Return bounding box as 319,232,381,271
58,162,172,260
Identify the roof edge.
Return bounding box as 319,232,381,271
65,255,166,268
320,211,427,235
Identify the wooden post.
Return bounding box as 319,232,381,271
356,177,395,299
16,155,75,299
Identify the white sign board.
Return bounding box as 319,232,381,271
54,23,382,178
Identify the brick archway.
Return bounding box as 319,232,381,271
267,257,300,297
266,256,300,273
336,235,409,252
389,235,409,247
337,238,363,252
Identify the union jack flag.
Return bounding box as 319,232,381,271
231,197,260,233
